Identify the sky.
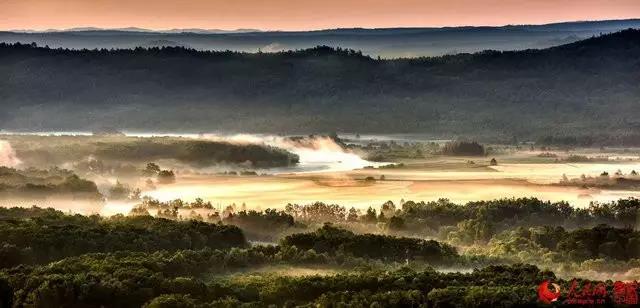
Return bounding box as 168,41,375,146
2,0,640,31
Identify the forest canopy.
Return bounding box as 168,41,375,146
0,199,637,306
2,135,299,168
1,30,639,140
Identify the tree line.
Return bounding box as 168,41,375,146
0,207,247,268
1,30,639,137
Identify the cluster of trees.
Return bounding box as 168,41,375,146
73,157,141,177
0,248,274,307
131,197,226,223
563,154,600,162
2,30,640,137
555,226,640,261
536,134,640,147
0,166,74,183
0,207,247,268
128,197,640,281
0,249,552,307
1,199,638,306
135,198,380,241
94,139,299,168
281,224,459,265
4,135,299,170
285,202,351,223
281,198,639,245
388,198,639,243
489,225,640,263
441,141,486,156
0,167,102,200
285,201,402,227
218,264,552,307
349,140,439,161
465,225,640,280
108,181,141,200
276,199,640,280
557,171,640,189
0,206,532,306
134,196,637,247
224,209,297,241
136,197,216,211
143,163,175,184
134,197,304,241
129,196,640,261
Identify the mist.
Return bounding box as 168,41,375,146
195,133,383,173
2,24,640,305
0,140,21,167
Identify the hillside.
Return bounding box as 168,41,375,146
1,29,639,140
2,19,639,58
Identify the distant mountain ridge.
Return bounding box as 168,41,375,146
1,29,639,141
8,27,262,34
7,18,640,34
2,19,639,58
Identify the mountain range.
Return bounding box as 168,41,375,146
1,28,639,143
1,19,639,58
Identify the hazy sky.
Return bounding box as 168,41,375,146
2,0,639,31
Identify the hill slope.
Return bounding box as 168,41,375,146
0,29,639,140
2,19,639,58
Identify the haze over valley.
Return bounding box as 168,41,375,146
2,26,640,142
1,4,640,306
3,19,640,57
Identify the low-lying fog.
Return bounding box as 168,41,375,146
104,132,385,173
4,131,640,216
199,133,387,173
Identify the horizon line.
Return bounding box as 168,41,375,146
4,17,640,34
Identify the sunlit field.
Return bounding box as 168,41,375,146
142,152,640,214
3,133,640,215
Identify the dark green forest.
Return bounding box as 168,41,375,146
2,19,639,57
1,26,640,307
1,252,551,307
1,30,639,140
0,198,638,306
2,135,299,169
280,224,458,264
0,207,246,268
0,167,102,200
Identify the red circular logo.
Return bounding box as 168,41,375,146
538,280,561,304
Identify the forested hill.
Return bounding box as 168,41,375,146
1,29,639,139
3,19,639,58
